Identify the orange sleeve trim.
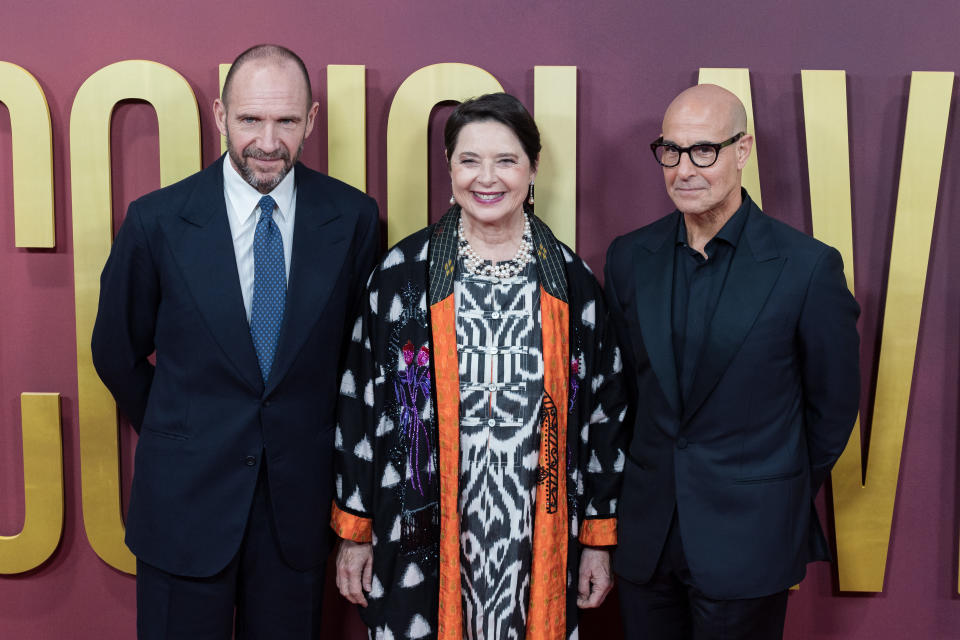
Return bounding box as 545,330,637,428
330,501,373,543
580,517,617,547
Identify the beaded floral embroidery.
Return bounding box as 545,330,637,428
394,339,433,494
569,354,582,412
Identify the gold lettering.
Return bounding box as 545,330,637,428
698,68,762,207
327,65,367,192
70,60,202,574
0,68,60,573
533,66,577,249
0,394,63,573
801,71,855,290
385,63,503,246
0,62,55,247
219,63,230,155
804,70,953,591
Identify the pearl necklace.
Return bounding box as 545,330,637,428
458,214,534,279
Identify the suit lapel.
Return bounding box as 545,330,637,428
634,213,682,417
265,167,349,395
681,205,785,424
163,157,263,394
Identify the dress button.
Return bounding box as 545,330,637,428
676,437,688,450
487,418,496,427
491,312,501,319
244,456,257,466
488,384,497,392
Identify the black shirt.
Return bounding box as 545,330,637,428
671,195,750,407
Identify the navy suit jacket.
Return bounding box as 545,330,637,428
92,156,380,577
605,194,859,599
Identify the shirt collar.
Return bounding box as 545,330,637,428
675,188,750,248
223,155,296,224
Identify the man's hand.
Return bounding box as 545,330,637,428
336,539,374,607
577,547,613,609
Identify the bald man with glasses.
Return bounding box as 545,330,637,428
604,84,860,639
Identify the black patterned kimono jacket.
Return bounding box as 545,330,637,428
332,208,626,640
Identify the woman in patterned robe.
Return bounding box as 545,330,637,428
332,93,626,640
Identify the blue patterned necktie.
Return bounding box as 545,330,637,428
249,195,287,382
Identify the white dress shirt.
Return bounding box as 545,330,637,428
222,158,296,322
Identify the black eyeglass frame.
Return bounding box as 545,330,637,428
650,132,746,168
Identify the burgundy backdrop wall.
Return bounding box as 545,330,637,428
1,1,959,638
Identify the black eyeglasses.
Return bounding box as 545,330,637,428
650,132,745,168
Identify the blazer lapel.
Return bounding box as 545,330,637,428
162,157,263,394
681,205,785,424
265,168,349,395
634,213,682,417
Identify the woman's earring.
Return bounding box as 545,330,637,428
450,194,456,205
527,183,535,205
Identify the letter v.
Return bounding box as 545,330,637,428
802,69,953,592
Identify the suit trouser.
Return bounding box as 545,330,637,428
136,462,326,640
617,511,788,640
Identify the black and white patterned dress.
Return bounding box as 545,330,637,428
455,260,543,640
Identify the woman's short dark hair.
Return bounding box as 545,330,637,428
444,93,541,168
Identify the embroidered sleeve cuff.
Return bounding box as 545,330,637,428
580,517,617,546
330,501,373,543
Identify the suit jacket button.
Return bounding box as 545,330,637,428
676,437,688,449
244,456,257,466
263,400,271,408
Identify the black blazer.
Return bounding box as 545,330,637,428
92,156,379,577
605,195,859,599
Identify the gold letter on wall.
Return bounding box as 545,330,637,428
70,60,202,574
534,66,577,249
0,62,55,248
698,68,762,207
327,65,367,192
803,70,953,591
219,63,230,155
0,394,63,573
801,70,855,291
386,63,503,246
0,63,63,573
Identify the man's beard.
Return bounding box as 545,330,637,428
227,133,303,194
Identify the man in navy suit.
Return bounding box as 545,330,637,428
92,44,379,639
605,84,859,639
